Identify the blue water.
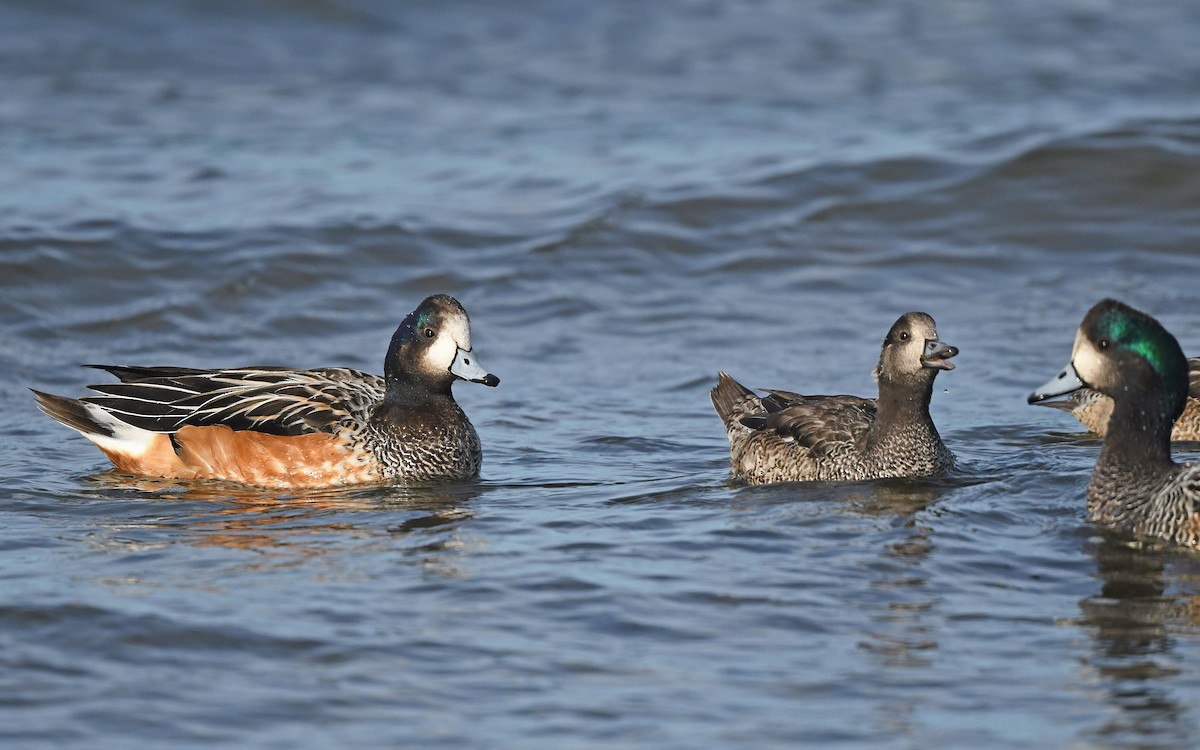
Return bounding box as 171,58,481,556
4,1,1200,747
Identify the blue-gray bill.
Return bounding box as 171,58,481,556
1028,361,1084,404
451,348,500,387
920,339,959,370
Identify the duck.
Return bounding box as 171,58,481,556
1032,356,1200,440
1028,298,1200,547
711,311,958,484
32,294,499,489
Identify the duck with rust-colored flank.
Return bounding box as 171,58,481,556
1030,299,1200,547
711,312,958,484
33,294,499,489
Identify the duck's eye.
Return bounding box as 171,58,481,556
423,328,435,339
898,331,909,342
1098,339,1109,350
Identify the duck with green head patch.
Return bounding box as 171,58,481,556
1029,298,1200,547
32,294,499,489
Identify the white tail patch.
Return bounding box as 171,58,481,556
78,403,161,459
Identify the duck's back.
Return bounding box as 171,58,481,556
711,372,877,483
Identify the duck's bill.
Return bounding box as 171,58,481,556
1028,361,1083,404
1030,397,1079,411
451,348,500,387
920,339,959,370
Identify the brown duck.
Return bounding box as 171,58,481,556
712,312,958,484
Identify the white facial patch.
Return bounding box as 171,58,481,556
1070,329,1105,387
445,314,472,352
426,314,473,373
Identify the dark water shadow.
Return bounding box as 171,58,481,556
1075,532,1200,747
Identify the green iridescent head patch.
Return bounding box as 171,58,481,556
1088,299,1186,388
390,307,434,353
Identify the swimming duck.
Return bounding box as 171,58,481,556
33,294,499,489
1032,357,1200,441
1029,298,1200,547
711,312,958,484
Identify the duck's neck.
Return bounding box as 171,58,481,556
383,369,453,410
1095,395,1177,478
1089,392,1186,537
868,374,942,460
875,374,936,430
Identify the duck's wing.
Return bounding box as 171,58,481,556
742,395,877,458
759,389,804,413
80,365,384,436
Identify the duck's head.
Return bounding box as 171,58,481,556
875,311,958,384
1028,299,1187,416
387,294,500,392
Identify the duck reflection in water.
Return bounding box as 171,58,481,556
1075,533,1200,747
81,470,480,573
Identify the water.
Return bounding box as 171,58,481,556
4,1,1200,747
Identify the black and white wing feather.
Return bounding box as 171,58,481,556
80,365,384,436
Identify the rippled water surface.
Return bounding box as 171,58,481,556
5,1,1200,747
